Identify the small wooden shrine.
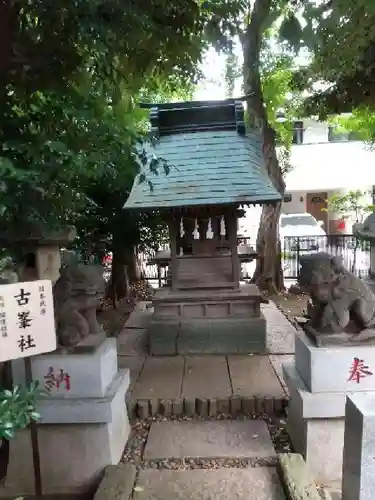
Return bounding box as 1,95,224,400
124,99,282,355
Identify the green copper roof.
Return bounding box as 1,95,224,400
124,101,282,210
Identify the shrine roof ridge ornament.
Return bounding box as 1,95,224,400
123,99,282,210
140,99,246,136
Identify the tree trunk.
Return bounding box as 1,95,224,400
109,243,141,305
107,212,143,306
252,202,284,294
0,0,15,75
109,249,129,306
240,0,286,293
252,125,285,292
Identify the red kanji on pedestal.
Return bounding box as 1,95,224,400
348,357,373,384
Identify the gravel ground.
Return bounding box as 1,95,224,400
270,291,308,329
122,412,292,470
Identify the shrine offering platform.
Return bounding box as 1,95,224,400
148,284,266,355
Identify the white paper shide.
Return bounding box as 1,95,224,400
0,280,56,362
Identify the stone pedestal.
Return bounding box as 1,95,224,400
12,334,118,398
362,277,375,294
342,394,375,500
295,333,375,393
370,242,375,277
283,332,375,483
3,336,131,497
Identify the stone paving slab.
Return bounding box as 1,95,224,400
132,356,184,400
262,302,296,354
326,489,340,500
117,328,148,355
329,492,340,500
127,355,288,405
269,355,294,395
322,480,341,500
144,420,276,460
118,355,146,392
228,355,286,398
182,356,231,399
134,301,153,312
134,468,285,500
94,463,136,500
125,309,153,329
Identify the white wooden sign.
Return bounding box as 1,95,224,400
0,280,56,362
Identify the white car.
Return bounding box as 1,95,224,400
280,213,326,252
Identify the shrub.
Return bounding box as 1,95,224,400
0,382,42,440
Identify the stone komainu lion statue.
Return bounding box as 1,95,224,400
298,252,375,339
53,264,106,347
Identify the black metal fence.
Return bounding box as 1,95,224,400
137,245,169,287
282,234,371,279
137,234,372,286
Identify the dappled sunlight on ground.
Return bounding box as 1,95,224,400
270,292,308,322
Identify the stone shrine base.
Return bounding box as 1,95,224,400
149,285,266,355
119,300,296,418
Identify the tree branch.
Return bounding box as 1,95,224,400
233,92,256,101
249,0,272,32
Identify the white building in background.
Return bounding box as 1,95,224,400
240,119,375,241
283,119,375,233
